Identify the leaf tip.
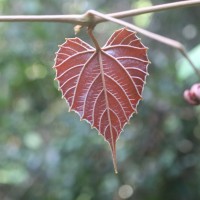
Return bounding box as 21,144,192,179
108,140,118,174
113,159,118,174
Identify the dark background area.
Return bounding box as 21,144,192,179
0,0,200,199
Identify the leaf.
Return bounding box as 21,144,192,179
53,28,150,173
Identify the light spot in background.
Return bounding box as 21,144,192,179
0,0,6,14
62,0,89,13
75,187,93,200
15,97,31,113
25,63,47,80
0,168,28,184
118,184,134,199
182,24,197,40
176,44,200,80
164,114,182,134
21,1,40,14
182,154,197,168
76,193,92,200
23,132,42,149
45,147,60,167
194,125,200,140
152,50,168,68
132,0,153,28
6,135,21,156
176,139,193,153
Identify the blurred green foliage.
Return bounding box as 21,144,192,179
0,0,200,200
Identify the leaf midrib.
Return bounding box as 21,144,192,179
98,49,118,173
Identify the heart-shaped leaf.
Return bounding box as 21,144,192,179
53,28,150,173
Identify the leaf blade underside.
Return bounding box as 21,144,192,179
53,28,150,173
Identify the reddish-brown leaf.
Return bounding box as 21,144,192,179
53,28,150,173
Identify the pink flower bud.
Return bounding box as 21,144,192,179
190,83,200,99
183,83,200,105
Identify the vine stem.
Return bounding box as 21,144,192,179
0,0,200,25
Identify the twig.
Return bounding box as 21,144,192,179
0,14,85,24
108,0,200,20
0,0,200,25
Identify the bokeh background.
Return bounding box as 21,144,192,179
0,0,200,199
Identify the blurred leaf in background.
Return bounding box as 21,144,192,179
0,0,200,200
